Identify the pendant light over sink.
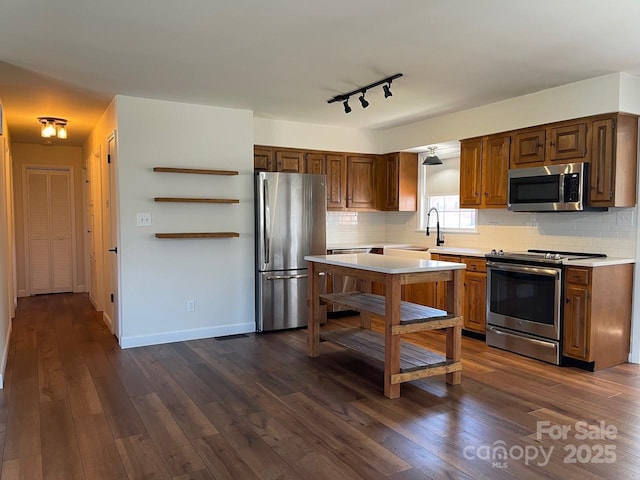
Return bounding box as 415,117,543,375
422,146,442,165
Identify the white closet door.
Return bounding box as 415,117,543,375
26,168,74,294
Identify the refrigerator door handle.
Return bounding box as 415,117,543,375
266,273,308,280
264,178,270,264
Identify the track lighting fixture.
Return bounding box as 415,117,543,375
358,90,369,109
423,146,443,166
327,73,402,113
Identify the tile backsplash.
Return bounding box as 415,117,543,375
328,208,638,258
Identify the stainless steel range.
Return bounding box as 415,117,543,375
485,249,605,364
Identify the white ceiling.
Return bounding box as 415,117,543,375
2,0,640,147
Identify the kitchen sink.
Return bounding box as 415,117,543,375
383,246,431,259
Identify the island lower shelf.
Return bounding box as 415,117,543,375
319,292,462,334
321,328,461,384
319,291,463,385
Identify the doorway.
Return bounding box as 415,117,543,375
23,166,76,295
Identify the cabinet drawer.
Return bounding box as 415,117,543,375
437,255,462,263
565,267,590,286
463,257,486,273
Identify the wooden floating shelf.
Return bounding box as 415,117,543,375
155,232,240,239
153,167,239,176
154,197,240,204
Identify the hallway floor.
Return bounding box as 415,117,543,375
1,293,640,479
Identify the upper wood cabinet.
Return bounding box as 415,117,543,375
589,113,638,208
459,138,483,207
511,128,545,167
511,120,589,168
460,134,510,209
378,152,418,211
346,155,376,209
305,153,326,175
326,154,347,209
253,147,305,173
548,120,588,163
254,147,274,172
275,150,305,173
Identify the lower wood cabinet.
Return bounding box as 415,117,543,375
403,253,487,335
563,264,633,370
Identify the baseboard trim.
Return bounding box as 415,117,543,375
103,312,113,332
17,289,27,298
74,284,86,293
0,320,13,389
120,322,256,349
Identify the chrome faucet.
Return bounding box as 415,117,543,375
426,207,445,246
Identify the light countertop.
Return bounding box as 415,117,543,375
305,253,467,274
562,257,635,267
429,246,487,257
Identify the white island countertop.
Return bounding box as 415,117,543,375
305,253,467,274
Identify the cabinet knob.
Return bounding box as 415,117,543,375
565,298,570,304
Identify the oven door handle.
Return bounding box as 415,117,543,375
486,261,561,278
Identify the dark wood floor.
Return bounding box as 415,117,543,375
1,294,640,479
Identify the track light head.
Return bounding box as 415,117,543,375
383,83,392,98
359,91,369,108
343,99,352,114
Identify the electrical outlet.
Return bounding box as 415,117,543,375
136,212,152,227
187,300,195,312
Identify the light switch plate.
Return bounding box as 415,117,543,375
136,212,152,227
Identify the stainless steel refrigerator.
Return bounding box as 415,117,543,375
255,172,326,332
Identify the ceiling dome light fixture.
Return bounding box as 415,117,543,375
327,73,402,113
358,90,369,109
423,146,443,166
38,117,68,139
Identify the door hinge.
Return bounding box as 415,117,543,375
110,293,114,303
107,154,111,164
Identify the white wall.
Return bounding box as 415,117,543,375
0,100,15,387
381,73,623,152
115,96,254,347
254,117,381,153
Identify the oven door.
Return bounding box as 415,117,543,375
486,261,561,340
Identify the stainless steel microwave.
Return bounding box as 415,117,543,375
507,162,598,212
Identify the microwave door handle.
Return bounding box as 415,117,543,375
559,172,565,202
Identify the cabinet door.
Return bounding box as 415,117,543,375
435,255,461,311
483,135,510,207
382,153,399,210
463,271,486,333
254,147,274,171
275,151,305,173
347,156,376,208
548,122,588,163
511,128,545,167
459,138,483,207
563,283,591,361
326,154,347,209
589,118,615,206
306,153,326,175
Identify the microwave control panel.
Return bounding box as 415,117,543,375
564,173,581,202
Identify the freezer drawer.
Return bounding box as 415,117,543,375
257,270,309,332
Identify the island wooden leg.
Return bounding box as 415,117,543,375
384,276,401,399
446,269,463,385
307,261,320,357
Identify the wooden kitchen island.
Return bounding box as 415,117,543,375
305,253,466,399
